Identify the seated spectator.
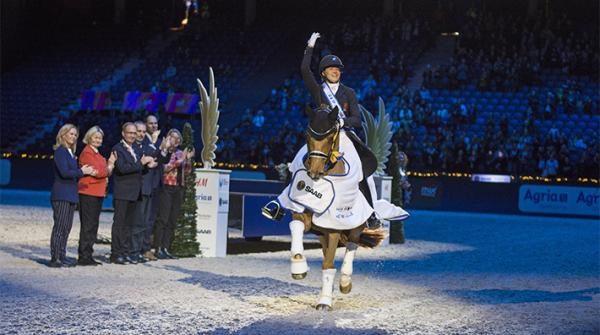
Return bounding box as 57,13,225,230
252,110,265,128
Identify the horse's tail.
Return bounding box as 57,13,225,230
357,227,387,248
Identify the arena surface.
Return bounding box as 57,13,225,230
0,205,598,334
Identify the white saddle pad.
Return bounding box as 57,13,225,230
287,169,335,215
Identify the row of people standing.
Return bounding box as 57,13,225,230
49,115,193,267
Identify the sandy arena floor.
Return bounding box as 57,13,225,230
0,204,598,334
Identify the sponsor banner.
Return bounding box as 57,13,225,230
81,90,110,110
218,174,230,213
121,91,167,112
165,93,199,114
142,92,167,112
409,179,443,208
518,185,599,216
374,176,393,246
195,169,231,257
471,174,512,183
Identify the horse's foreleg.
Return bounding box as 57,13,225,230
316,268,336,311
340,242,357,294
321,232,339,270
289,219,308,280
317,232,340,311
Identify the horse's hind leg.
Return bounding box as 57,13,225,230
316,232,340,311
289,213,311,280
340,241,357,294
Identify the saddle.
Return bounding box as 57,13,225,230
345,130,377,178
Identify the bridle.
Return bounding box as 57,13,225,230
306,120,342,171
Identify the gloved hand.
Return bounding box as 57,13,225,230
307,32,320,48
338,117,345,128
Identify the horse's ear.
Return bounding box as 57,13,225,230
329,106,339,122
304,104,315,118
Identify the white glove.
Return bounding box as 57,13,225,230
307,32,320,48
338,117,345,128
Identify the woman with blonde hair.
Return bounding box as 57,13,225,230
49,124,96,268
77,126,116,266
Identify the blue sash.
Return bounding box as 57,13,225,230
321,82,345,119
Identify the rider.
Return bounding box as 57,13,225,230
264,32,382,228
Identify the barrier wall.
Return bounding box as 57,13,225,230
1,157,597,222
229,177,599,238
406,178,599,218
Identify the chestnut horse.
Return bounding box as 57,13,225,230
286,105,385,311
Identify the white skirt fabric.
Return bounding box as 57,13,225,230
277,130,409,229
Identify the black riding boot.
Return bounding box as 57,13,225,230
359,179,382,229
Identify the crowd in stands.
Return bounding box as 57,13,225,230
423,11,598,91
3,4,599,181
215,8,599,179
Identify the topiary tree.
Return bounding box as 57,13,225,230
171,122,201,257
387,142,404,206
385,142,409,244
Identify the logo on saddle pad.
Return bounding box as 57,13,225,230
296,180,306,191
296,180,322,199
288,169,335,215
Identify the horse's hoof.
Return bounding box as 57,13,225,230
339,282,352,294
291,272,307,280
315,304,332,311
290,254,308,280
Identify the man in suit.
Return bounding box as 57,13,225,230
142,114,168,260
130,121,172,262
110,122,155,264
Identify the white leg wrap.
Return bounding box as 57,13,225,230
318,269,337,307
289,220,304,255
289,220,308,276
340,242,357,276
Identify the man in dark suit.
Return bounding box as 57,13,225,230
110,122,155,264
300,32,380,228
142,114,168,260
130,121,172,262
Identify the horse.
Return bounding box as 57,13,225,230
273,104,387,311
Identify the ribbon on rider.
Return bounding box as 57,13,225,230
322,82,345,119
328,130,342,164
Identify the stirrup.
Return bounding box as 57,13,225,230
261,200,285,221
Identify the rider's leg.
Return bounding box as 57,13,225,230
367,175,378,203
360,178,382,229
359,178,374,207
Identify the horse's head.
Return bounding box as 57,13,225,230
304,104,341,180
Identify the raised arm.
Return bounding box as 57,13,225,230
300,32,323,106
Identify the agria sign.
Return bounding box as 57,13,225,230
518,185,599,216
